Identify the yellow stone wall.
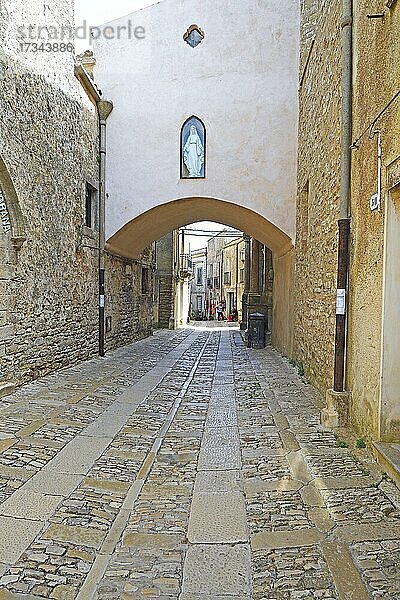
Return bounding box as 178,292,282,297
347,0,400,440
296,0,400,440
221,238,245,320
294,0,342,390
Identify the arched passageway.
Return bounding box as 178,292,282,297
106,197,294,357
106,197,293,260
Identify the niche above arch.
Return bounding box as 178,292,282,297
181,116,206,179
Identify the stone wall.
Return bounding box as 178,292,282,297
154,233,176,329
294,0,342,390
156,275,174,328
347,0,400,440
220,238,245,320
296,0,400,442
105,249,154,350
0,0,155,390
0,43,99,386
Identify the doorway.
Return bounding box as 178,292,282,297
227,292,235,315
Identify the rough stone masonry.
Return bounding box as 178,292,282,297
0,0,155,390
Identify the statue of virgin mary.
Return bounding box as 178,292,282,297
183,125,204,177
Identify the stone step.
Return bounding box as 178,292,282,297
372,442,400,490
0,382,15,398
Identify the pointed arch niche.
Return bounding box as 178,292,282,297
0,157,25,383
0,157,26,248
181,116,206,179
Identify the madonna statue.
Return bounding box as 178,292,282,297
183,125,205,178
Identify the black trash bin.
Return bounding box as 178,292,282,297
247,312,267,349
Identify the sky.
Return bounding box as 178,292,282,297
182,222,229,253
74,0,162,52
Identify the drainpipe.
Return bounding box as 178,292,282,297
334,0,353,390
205,249,208,319
97,100,113,357
323,0,353,426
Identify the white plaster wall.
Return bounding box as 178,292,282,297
94,0,300,242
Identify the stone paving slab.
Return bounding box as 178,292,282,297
41,523,106,550
205,408,237,427
188,491,248,543
198,428,241,471
0,517,44,564
321,541,370,600
122,533,184,549
0,490,62,521
194,470,243,493
46,436,113,475
180,544,253,597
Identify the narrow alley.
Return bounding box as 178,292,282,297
0,328,399,599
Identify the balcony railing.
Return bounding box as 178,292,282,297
179,254,193,279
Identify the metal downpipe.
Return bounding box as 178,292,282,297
333,0,353,393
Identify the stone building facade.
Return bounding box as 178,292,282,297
0,0,154,392
154,232,179,329
189,248,207,320
204,231,273,327
348,0,400,445
295,0,400,453
206,231,241,319
293,0,342,391
220,237,246,320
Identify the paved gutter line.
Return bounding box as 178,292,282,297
180,332,254,599
76,332,212,599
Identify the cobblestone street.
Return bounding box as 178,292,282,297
0,328,399,599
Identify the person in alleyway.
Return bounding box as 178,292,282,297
210,302,216,320
229,307,238,322
216,302,224,321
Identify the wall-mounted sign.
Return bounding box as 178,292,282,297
336,289,346,315
0,188,11,233
370,192,380,212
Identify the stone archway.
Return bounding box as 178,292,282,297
106,196,295,356
0,157,25,391
105,197,293,260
